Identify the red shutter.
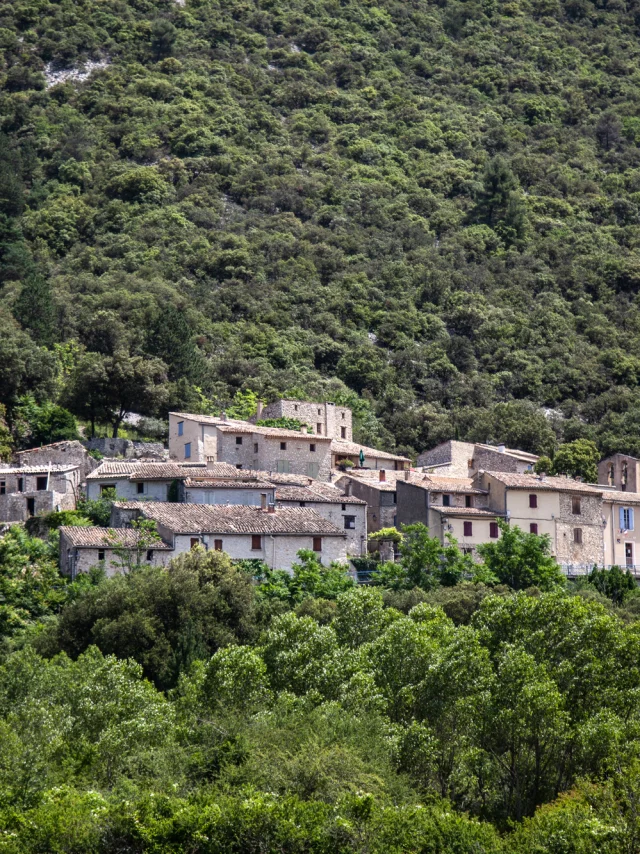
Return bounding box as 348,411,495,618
530,523,538,535
529,494,538,508
490,522,499,538
463,521,472,537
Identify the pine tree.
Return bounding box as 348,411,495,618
146,305,201,382
13,273,56,346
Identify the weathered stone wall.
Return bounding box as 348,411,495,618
84,438,166,460
276,499,366,555
555,492,604,566
259,400,353,441
86,478,171,502
598,454,640,492
396,482,430,527
417,441,475,475
15,441,97,480
216,431,333,481
336,475,395,534
472,446,521,474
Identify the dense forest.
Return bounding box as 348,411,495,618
4,0,640,455
2,519,640,851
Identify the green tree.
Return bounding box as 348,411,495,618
551,439,600,483
13,274,56,347
587,564,636,605
477,521,564,590
146,305,202,382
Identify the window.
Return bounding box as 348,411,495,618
214,539,223,551
341,427,346,439
254,443,259,453
136,482,144,494
17,478,24,493
468,458,474,469
190,537,200,549
317,408,321,415
236,464,243,470
307,462,319,478
146,550,153,561
530,523,538,535
251,534,262,550
465,495,473,508
529,494,537,508
310,443,316,452
299,501,306,507
574,528,583,545
344,515,356,529
341,412,345,419
463,521,473,537
280,441,287,451
100,483,115,495
184,442,191,459
98,550,105,562
490,522,499,538
276,460,290,473
621,507,635,531
342,503,346,511
316,423,322,434
236,436,243,445
26,497,35,517
609,464,615,486
0,481,4,495
622,461,628,489
294,405,298,411
178,421,184,436
36,476,47,491
572,496,581,515
313,536,322,552
443,494,451,507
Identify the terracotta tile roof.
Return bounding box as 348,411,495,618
481,471,604,494
183,478,275,489
275,485,366,505
59,526,172,548
0,465,79,475
86,461,239,481
415,475,488,495
331,439,411,463
249,471,316,485
603,491,640,504
431,506,505,518
475,444,539,463
113,502,346,535
337,470,421,491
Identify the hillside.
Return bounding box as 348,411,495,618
2,0,640,456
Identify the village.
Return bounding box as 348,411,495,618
2,398,640,578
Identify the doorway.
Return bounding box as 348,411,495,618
26,498,35,517
625,542,634,568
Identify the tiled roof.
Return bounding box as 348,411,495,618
431,506,504,518
337,470,422,491
86,461,239,481
275,485,366,505
250,471,316,486
170,412,331,441
59,526,172,548
476,444,539,463
603,491,640,504
481,471,604,494
416,475,488,495
183,478,275,489
113,502,346,535
331,439,411,463
0,465,79,475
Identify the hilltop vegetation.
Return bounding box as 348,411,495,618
3,0,640,454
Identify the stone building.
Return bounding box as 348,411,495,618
396,474,502,558
110,501,348,572
417,440,538,477
84,460,238,501
335,469,418,535
256,399,353,441
273,480,367,555
0,465,81,523
59,526,173,578
15,440,98,481
474,471,605,569
169,412,333,479
83,438,167,460
331,439,411,471
598,453,640,493
182,475,276,507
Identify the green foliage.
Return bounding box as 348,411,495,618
77,487,116,527
12,394,79,449
550,439,601,483
477,521,565,590
587,564,637,605
256,549,355,604
256,417,304,430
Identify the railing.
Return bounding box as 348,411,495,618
560,564,640,578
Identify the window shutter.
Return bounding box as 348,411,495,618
630,508,635,531
620,507,626,529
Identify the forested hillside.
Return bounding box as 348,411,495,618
3,0,640,455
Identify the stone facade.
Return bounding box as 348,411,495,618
417,440,537,476
598,454,640,492
275,496,367,556
336,472,397,534
417,440,475,476
0,466,81,523
83,438,167,460
15,441,98,481
257,399,353,441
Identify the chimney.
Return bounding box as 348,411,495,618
220,411,227,422
379,469,386,482
267,502,276,513
404,470,410,481
301,425,307,434
261,492,268,511
257,400,263,418
497,443,505,453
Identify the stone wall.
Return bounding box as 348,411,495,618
216,431,333,481
276,499,366,555
555,492,604,566
86,478,172,502
259,400,353,441
15,441,98,480
84,438,166,460
417,441,475,475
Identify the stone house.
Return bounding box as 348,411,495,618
59,526,173,578
110,501,348,572
169,412,333,480
335,469,416,535
182,475,276,507
603,491,640,569
15,440,98,481
0,465,81,523
396,474,503,558
273,481,367,556
475,471,605,569
84,461,226,501
598,453,640,493
418,440,538,477
256,399,353,441
331,439,411,472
